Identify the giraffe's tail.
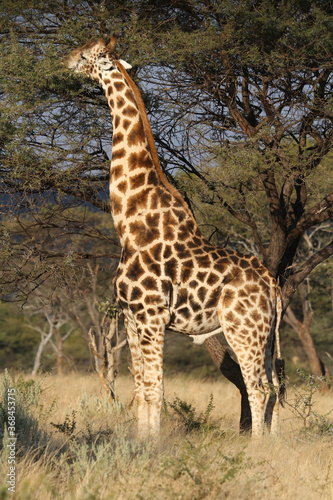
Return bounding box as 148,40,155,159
274,286,286,406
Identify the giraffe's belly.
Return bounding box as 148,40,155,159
168,313,221,336
168,284,222,336
114,247,225,337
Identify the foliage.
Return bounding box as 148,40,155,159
160,438,245,490
50,410,77,437
0,371,49,455
0,0,332,380
0,304,37,370
284,368,333,435
0,301,91,372
97,299,118,319
165,393,215,432
0,0,331,308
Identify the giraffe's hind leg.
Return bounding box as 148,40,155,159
264,336,280,435
265,371,279,434
218,285,277,437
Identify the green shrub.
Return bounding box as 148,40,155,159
164,393,215,432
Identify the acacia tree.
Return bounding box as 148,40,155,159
0,1,122,299
130,1,333,398
1,0,331,303
0,0,332,429
133,0,333,309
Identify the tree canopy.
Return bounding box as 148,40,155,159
0,0,332,309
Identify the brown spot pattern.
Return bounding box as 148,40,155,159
114,81,125,92
123,105,137,117
128,120,146,147
116,96,125,108
110,194,122,215
113,132,124,147
112,149,125,161
126,188,150,217
128,151,153,171
130,172,146,190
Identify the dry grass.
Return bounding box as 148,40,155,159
0,371,332,500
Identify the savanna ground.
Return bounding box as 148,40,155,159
0,370,332,500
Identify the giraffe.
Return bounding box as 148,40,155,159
66,36,284,438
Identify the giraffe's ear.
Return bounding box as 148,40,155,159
107,35,118,50
119,59,132,70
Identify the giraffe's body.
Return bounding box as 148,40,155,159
67,37,283,438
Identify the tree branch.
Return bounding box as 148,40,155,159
286,194,333,246
261,169,284,225
40,250,121,260
281,240,333,310
213,190,266,256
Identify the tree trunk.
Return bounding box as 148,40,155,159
54,327,64,376
283,281,328,378
31,344,43,377
31,336,48,376
204,336,252,433
31,327,54,377
88,313,127,402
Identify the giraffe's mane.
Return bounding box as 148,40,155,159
116,61,196,222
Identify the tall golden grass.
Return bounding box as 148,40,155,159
0,371,332,500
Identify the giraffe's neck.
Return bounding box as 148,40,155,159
101,66,199,250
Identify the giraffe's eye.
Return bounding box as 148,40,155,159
80,54,87,61
98,56,115,71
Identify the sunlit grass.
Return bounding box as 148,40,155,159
0,371,332,499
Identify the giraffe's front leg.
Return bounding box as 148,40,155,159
139,307,169,438
138,315,165,437
139,319,165,438
125,317,149,439
125,310,166,439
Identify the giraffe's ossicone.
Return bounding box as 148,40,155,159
66,36,285,438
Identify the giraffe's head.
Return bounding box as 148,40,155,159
66,35,131,80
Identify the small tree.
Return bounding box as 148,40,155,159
284,281,328,378
26,291,75,376
88,302,127,402
56,264,127,401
